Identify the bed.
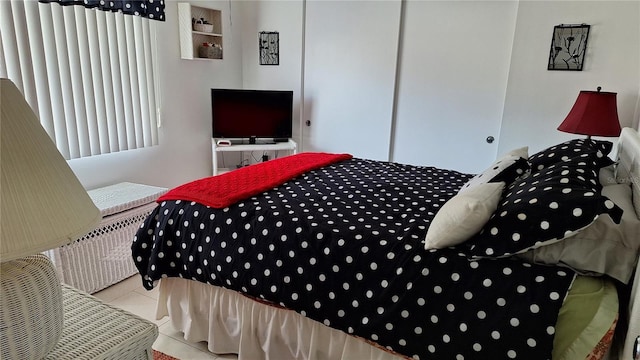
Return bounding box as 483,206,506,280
133,127,640,360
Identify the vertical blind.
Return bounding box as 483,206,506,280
0,0,160,160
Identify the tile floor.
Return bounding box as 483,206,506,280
93,275,238,360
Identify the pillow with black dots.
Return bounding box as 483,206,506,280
517,183,640,284
528,138,614,172
464,160,623,259
458,147,529,193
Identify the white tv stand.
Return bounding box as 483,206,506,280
212,138,297,175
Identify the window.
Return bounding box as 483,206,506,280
0,1,160,159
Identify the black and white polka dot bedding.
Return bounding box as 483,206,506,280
528,138,614,171
465,158,624,258
133,158,575,360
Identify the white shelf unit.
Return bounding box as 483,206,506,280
212,139,298,175
178,3,223,60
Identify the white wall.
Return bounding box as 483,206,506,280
239,0,303,145
498,0,640,155
239,0,639,174
69,0,244,190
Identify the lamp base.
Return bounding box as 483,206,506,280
0,254,63,360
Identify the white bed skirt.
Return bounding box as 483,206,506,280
155,277,403,360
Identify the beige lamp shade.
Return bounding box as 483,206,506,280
0,78,101,261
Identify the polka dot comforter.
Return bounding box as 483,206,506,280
133,158,575,360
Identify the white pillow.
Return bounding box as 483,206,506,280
517,183,640,284
598,165,617,186
504,146,529,159
425,182,505,249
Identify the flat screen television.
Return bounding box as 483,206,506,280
211,88,293,142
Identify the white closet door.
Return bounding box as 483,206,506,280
391,1,518,173
302,0,401,161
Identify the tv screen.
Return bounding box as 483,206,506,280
211,89,293,140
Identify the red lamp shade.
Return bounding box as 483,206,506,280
558,89,621,137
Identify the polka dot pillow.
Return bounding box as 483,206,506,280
528,139,614,172
465,161,623,258
459,147,529,193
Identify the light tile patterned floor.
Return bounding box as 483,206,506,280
94,276,237,360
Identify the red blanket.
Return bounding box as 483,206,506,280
158,152,352,208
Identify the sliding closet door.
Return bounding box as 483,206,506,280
302,0,401,161
392,1,518,173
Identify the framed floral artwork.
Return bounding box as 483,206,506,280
259,31,279,65
548,24,590,71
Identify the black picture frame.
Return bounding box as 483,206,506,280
548,24,590,71
259,31,279,65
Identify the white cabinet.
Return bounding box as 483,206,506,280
211,139,297,175
302,1,402,161
178,3,223,60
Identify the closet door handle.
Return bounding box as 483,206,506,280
486,136,495,144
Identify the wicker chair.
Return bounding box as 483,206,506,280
46,284,158,360
1,255,158,360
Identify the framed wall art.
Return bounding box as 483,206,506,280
548,24,590,71
259,31,279,65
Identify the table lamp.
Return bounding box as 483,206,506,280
557,86,621,138
0,78,101,359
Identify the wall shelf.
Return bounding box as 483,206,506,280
178,3,223,60
192,30,223,37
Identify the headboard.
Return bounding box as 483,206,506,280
617,127,640,359
615,127,640,217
